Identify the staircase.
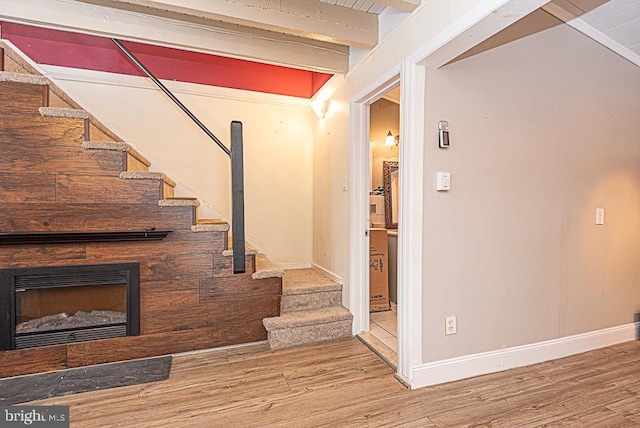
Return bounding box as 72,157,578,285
0,39,352,366
263,269,353,349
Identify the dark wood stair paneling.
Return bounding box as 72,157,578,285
0,142,124,176
0,172,57,203
0,203,196,232
0,114,85,147
0,344,68,378
140,295,280,335
86,229,225,258
55,174,163,204
200,275,281,302
0,243,87,266
86,253,214,283
214,252,256,276
0,81,45,113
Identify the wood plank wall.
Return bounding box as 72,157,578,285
0,79,281,378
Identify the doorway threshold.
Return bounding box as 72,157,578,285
356,332,397,370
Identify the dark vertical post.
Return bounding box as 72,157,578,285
231,121,246,274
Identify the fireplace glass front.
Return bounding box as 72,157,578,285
1,263,139,350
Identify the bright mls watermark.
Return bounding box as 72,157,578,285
0,406,69,427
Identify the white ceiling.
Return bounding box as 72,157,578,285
579,0,640,56
320,0,387,15
544,0,640,67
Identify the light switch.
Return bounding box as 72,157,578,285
596,208,604,225
341,177,348,192
436,172,451,191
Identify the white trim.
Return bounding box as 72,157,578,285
349,101,371,335
350,64,403,337
408,0,551,67
311,264,344,285
396,60,425,385
412,323,638,388
542,3,640,68
280,263,312,270
39,65,312,109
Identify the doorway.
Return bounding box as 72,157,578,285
349,61,425,386
362,87,400,367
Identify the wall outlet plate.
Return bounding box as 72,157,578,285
445,315,457,335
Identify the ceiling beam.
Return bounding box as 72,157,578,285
374,0,420,13
75,0,379,49
0,0,349,73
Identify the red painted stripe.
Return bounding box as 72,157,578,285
1,22,332,99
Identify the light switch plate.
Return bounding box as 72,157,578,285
596,208,604,225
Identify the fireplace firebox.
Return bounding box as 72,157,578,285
0,263,140,350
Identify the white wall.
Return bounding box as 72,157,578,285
422,24,640,362
42,66,313,267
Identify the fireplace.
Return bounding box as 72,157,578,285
0,263,140,350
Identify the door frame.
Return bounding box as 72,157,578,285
349,59,426,385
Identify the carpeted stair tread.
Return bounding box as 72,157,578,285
82,141,152,167
252,254,284,280
158,197,199,207
222,238,257,256
120,171,176,187
0,71,48,85
39,107,88,119
263,306,352,331
282,268,342,295
191,222,230,232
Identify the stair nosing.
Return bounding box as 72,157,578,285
191,223,230,232
39,107,89,119
120,171,176,187
252,254,284,279
158,198,199,207
81,141,152,168
263,306,353,330
282,284,342,295
0,71,48,85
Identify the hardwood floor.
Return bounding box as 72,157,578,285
27,338,640,427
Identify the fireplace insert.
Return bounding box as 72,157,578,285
0,263,140,350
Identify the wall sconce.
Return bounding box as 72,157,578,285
385,130,399,146
314,99,329,119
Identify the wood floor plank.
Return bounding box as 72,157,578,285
21,339,640,428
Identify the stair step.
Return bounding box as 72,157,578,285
39,107,88,119
191,220,230,232
253,254,284,280
82,141,152,169
0,71,48,85
282,269,342,295
119,171,176,188
262,306,353,349
280,268,342,313
158,197,199,207
222,238,257,256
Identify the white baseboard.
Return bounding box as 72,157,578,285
312,264,343,285
280,263,312,270
411,323,638,389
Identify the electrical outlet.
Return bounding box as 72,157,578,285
445,315,457,335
